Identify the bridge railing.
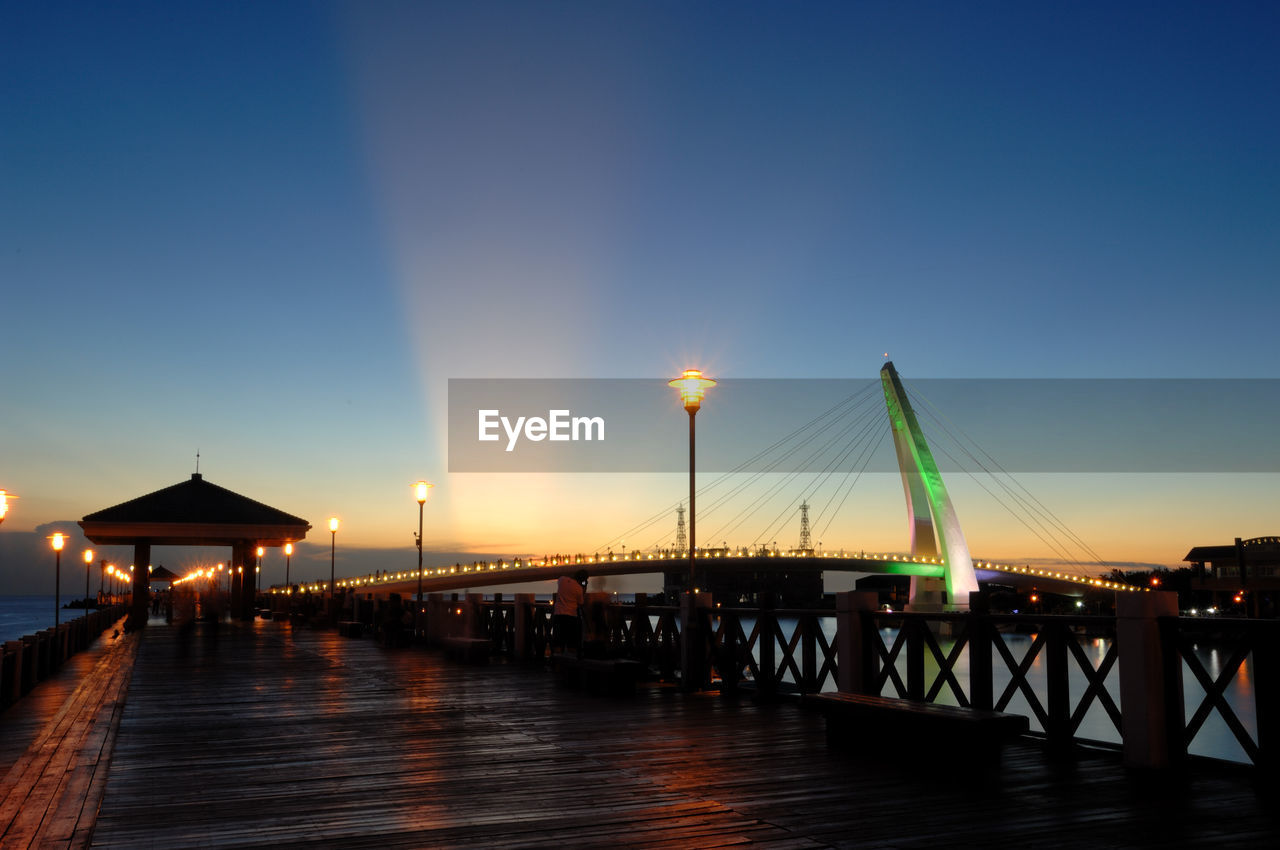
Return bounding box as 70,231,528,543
464,591,1274,769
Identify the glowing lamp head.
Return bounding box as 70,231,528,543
256,546,264,557
51,532,65,552
668,369,716,413
415,480,432,504
284,543,293,556
329,516,339,533
84,549,94,564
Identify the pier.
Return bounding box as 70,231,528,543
2,615,1278,848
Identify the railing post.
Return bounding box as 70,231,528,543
679,591,712,690
906,618,924,701
1045,621,1071,755
426,593,445,646
720,609,740,695
801,614,817,693
1253,623,1278,772
968,592,993,711
836,591,878,694
1117,591,1183,769
757,596,778,698
464,593,483,640
513,593,535,661
3,642,21,707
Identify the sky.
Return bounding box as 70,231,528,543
2,1,1278,595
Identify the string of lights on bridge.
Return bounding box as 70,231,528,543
258,550,1147,595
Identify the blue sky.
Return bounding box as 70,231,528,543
2,2,1278,593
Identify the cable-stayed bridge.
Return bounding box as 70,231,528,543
302,363,1138,605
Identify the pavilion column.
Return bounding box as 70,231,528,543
127,542,151,631
231,542,251,621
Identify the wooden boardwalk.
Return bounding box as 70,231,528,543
3,618,1279,848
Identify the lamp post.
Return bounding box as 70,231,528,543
284,543,293,593
414,481,433,636
84,549,94,609
668,369,715,588
52,532,65,627
329,517,339,599
256,546,264,594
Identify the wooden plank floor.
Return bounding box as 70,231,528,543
0,617,136,849
64,619,1280,848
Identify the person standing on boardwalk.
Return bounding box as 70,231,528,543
552,570,587,654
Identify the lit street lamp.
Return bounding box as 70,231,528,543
52,532,65,627
284,543,293,593
669,369,715,588
84,549,94,609
256,546,264,594
414,480,433,636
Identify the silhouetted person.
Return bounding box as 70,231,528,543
552,570,587,655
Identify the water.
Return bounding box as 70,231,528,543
0,595,64,644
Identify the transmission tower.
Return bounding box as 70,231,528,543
675,504,688,551
799,501,812,551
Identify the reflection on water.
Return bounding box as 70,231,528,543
732,616,1257,764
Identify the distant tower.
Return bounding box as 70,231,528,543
799,501,812,551
675,504,688,551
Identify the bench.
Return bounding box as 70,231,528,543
803,692,1029,759
337,621,363,638
442,636,491,665
552,654,648,696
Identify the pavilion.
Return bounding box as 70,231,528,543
79,473,310,628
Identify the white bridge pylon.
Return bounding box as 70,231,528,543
880,362,980,610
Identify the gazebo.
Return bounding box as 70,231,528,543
80,473,310,628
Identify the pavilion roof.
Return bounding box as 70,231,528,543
79,473,310,546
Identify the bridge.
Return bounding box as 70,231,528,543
283,362,1140,604
295,549,1140,598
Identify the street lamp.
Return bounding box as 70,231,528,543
84,549,94,609
52,532,65,627
284,543,293,593
256,546,264,594
329,517,339,599
669,369,715,588
414,480,433,634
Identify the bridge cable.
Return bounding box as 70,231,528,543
593,382,879,553
904,380,1110,574
905,384,1110,573
735,398,887,546
746,401,887,547
814,425,889,543
649,389,881,550
640,384,879,550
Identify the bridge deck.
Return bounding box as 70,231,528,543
3,619,1276,848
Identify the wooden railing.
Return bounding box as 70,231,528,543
1,604,128,710
438,591,1275,769
1163,616,1277,767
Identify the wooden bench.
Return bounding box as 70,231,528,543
552,654,647,696
442,636,491,665
804,692,1029,759
337,621,363,638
